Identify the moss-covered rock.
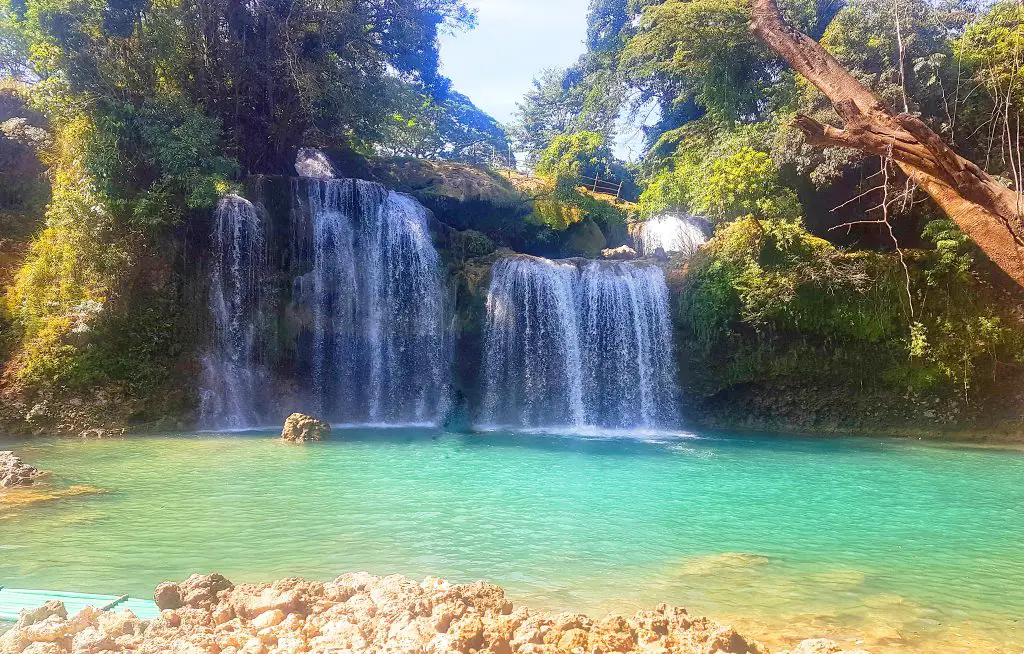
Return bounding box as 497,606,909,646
565,219,607,257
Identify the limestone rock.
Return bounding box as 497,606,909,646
601,245,637,260
295,148,335,179
0,572,856,654
77,428,125,439
281,413,331,443
566,218,607,258
168,573,235,610
25,402,50,424
154,582,184,610
0,451,41,488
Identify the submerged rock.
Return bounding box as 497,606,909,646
0,451,41,487
0,572,833,654
281,413,331,443
780,638,865,654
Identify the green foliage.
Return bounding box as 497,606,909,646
621,0,775,125
18,292,181,395
6,116,124,372
83,95,237,227
511,63,624,166
378,81,509,165
681,218,905,345
701,148,802,223
12,0,478,172
527,182,630,246
819,0,955,114
961,0,1024,96
0,0,28,78
535,131,613,182
680,217,1024,400
638,123,800,223
921,219,973,285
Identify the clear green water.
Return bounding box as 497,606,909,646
1,430,1022,652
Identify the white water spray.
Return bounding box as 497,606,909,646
634,214,707,259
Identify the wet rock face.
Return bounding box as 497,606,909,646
0,451,41,487
280,413,331,443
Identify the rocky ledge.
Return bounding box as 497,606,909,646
0,450,41,487
0,572,869,654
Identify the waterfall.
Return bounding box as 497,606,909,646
199,195,267,429
634,214,708,259
481,257,585,428
577,261,678,428
481,255,679,431
304,179,448,425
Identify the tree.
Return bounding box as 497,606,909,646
512,62,622,166
750,0,1024,287
378,81,509,165
622,0,777,125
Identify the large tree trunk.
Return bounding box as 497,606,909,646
749,0,1024,287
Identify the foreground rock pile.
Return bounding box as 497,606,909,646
0,572,870,654
0,451,40,488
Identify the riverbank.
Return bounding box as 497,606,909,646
0,572,868,654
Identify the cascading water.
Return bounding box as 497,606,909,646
481,257,585,428
578,261,678,428
480,255,679,431
199,195,268,429
634,214,708,259
303,179,448,425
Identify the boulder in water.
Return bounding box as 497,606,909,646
0,451,41,487
281,413,331,443
602,245,637,260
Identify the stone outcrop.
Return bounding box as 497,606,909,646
0,451,41,487
0,572,872,654
280,413,331,443
601,245,637,260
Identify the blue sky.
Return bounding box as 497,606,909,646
438,1,650,162
438,0,591,125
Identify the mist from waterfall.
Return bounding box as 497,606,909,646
304,179,448,426
635,214,708,259
199,195,268,429
481,255,679,432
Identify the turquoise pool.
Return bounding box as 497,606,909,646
1,429,1021,652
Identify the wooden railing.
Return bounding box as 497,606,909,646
577,173,624,201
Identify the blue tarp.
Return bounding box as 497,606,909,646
0,587,160,622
